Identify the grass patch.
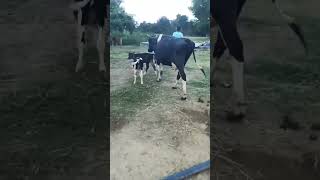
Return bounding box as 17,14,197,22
110,75,159,125
247,59,320,86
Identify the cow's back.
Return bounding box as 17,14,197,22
155,36,195,66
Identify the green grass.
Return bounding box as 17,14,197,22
245,16,320,112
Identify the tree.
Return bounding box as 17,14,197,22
137,21,155,33
189,0,210,36
110,0,136,36
175,15,188,30
155,16,172,34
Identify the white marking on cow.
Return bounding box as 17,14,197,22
157,34,163,42
97,26,106,72
230,57,246,114
139,70,144,84
171,62,177,71
182,79,187,95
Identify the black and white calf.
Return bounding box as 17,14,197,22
70,0,107,72
148,34,206,100
211,0,308,119
128,52,157,84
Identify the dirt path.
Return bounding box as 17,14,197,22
110,46,210,179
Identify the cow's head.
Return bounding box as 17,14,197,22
148,35,158,53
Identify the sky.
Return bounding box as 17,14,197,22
121,0,196,24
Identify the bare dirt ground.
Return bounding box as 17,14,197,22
212,0,320,179
0,1,107,179
110,46,210,179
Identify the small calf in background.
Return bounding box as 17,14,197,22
128,52,156,84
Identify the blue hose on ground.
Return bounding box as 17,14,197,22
162,160,210,180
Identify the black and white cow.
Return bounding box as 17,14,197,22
70,0,107,72
128,52,157,84
148,34,206,100
211,0,308,119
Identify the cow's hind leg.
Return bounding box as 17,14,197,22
172,70,180,89
218,20,247,119
177,66,187,100
211,30,227,87
75,10,86,72
155,62,163,82
97,26,106,72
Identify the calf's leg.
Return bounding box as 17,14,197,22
133,67,137,84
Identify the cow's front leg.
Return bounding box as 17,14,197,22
144,63,148,75
140,69,144,84
151,60,157,76
75,10,85,72
160,63,163,76
97,26,106,72
156,63,162,82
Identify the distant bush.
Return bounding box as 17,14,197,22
122,31,149,45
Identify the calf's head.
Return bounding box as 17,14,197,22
128,52,136,60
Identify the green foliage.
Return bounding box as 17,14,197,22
189,0,210,36
121,31,149,45
110,0,136,34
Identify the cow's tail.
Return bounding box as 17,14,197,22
192,50,206,77
272,0,308,54
70,0,91,10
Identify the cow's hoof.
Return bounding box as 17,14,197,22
181,96,187,100
75,62,84,72
157,79,161,82
225,111,245,121
99,64,106,72
172,87,177,89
